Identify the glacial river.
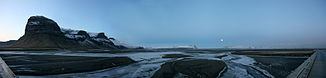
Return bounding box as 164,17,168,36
0,51,306,78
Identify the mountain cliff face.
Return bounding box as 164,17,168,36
24,16,63,36
9,16,137,49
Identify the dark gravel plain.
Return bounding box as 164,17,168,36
0,54,135,75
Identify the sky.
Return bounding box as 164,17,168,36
0,0,326,48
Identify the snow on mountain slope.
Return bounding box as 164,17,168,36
109,38,139,48
61,28,140,49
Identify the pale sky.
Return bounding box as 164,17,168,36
1,0,326,48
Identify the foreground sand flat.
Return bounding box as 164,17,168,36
0,54,135,75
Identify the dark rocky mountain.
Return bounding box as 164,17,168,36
8,16,138,49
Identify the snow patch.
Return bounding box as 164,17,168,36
64,34,86,39
61,28,137,48
110,39,138,48
61,28,79,34
174,73,190,78
93,38,111,43
88,33,98,37
27,21,40,25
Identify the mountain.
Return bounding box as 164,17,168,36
0,40,16,46
8,16,139,49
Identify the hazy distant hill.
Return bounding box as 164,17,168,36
8,16,140,49
0,40,16,46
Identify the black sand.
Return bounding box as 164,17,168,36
162,54,193,58
0,54,135,75
249,55,307,78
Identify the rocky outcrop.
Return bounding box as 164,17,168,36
77,30,90,38
9,16,83,49
152,58,227,78
9,16,135,49
24,16,63,36
96,33,108,39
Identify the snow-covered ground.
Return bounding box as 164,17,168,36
0,51,275,78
